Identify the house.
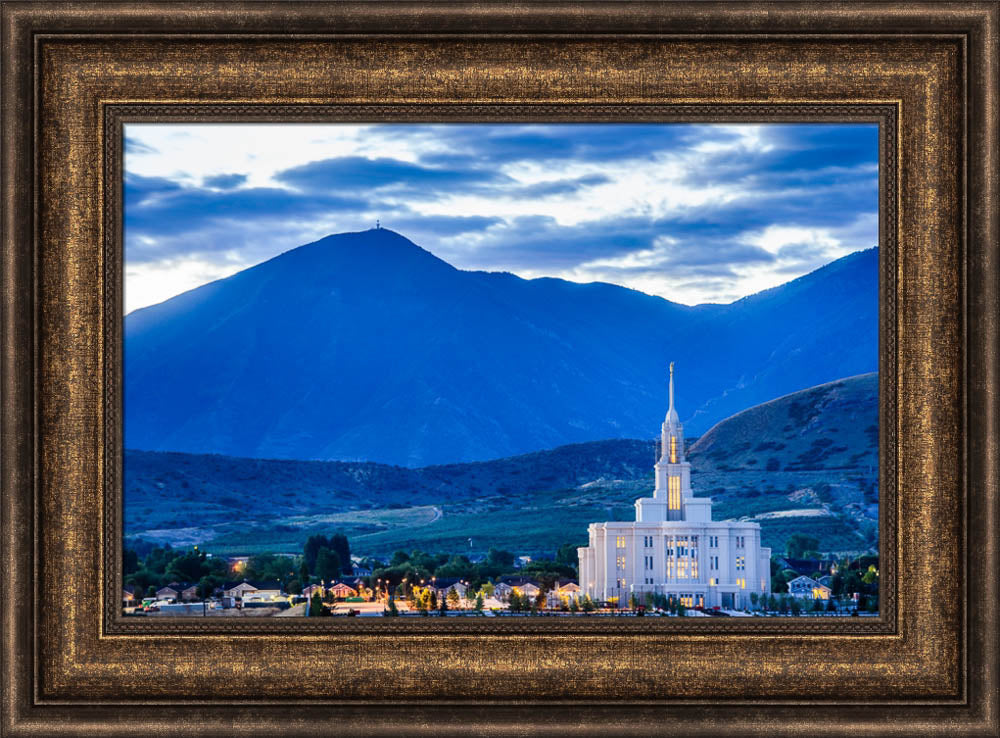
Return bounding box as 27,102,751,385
493,582,513,600
180,584,199,601
242,581,284,601
223,581,259,599
327,581,357,599
499,577,541,600
223,580,284,602
122,585,137,603
155,584,181,601
787,575,832,600
302,584,324,599
431,578,469,602
547,580,582,608
776,557,837,578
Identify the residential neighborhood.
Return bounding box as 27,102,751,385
123,535,878,618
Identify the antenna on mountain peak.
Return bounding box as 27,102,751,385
375,219,380,230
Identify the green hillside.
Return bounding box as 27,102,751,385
125,374,878,559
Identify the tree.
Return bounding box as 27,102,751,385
429,590,438,611
480,582,495,599
330,532,352,575
790,597,802,616
535,586,548,611
581,595,596,613
749,592,759,610
439,593,448,614
629,593,639,611
196,576,215,601
677,601,686,617
387,597,399,617
308,591,324,617
315,547,342,583
299,561,310,585
555,543,579,567
785,534,820,559
285,578,303,595
569,598,579,613
447,587,461,610
166,549,210,583
508,592,522,613
486,548,515,569
475,592,484,612
861,564,879,586
812,597,824,612
389,550,410,567
827,597,838,613
767,594,778,612
123,548,139,576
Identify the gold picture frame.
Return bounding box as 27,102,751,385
2,2,996,734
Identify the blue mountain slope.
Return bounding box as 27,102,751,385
125,228,877,465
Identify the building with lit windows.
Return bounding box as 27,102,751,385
578,364,771,610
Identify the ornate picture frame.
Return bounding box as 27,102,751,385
2,2,996,735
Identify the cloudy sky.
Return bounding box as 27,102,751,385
124,123,878,313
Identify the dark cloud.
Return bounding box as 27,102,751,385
274,155,509,195
418,124,695,167
203,173,248,189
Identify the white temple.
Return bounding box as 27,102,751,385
578,364,771,609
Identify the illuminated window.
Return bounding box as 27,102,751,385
616,555,626,570
761,578,766,591
736,555,745,571
691,559,698,578
709,577,718,586
616,536,626,548
670,435,678,463
668,475,681,510
737,578,746,589
679,594,693,607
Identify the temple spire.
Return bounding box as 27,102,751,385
668,362,675,414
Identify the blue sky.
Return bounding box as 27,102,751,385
124,123,878,313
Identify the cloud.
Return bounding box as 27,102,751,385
122,122,879,311
202,173,248,189
125,137,158,155
274,155,509,195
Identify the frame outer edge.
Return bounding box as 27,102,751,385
966,3,999,735
1,3,36,737
3,1,998,735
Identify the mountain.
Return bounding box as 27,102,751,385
124,374,878,557
125,228,877,466
688,372,879,473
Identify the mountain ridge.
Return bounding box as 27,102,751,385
125,228,877,466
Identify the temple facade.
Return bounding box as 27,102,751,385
578,364,771,610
